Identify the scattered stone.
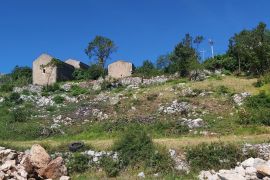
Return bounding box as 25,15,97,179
169,149,190,173
233,92,251,106
189,70,206,81
60,176,71,180
181,118,204,129
138,172,145,178
159,100,190,115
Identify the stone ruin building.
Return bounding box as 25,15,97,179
33,53,89,86
108,60,134,79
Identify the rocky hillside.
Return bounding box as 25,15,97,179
1,72,270,179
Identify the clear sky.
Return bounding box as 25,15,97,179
1,0,270,73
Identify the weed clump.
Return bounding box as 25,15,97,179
67,153,90,173
238,92,270,125
53,95,65,104
186,142,243,171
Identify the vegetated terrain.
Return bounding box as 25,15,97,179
1,72,270,179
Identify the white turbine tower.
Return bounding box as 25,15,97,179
209,39,214,58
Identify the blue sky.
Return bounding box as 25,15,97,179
1,0,270,73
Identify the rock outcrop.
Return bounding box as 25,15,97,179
0,144,69,180
199,157,270,180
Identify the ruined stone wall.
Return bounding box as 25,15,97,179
56,63,75,82
33,54,57,86
65,59,89,69
108,61,133,79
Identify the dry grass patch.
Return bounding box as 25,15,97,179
190,76,258,94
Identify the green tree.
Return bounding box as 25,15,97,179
169,34,199,76
135,60,161,77
228,22,270,75
11,66,32,85
156,54,172,70
85,36,117,68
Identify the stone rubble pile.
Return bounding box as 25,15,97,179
233,92,251,106
13,85,43,94
119,76,169,87
0,144,69,180
180,118,204,129
159,100,191,115
199,157,270,180
243,144,270,160
169,149,190,173
83,150,118,163
142,75,168,85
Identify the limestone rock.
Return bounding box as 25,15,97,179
30,144,51,169
43,157,67,179
217,173,245,180
0,160,16,171
257,165,270,176
60,176,71,180
241,157,254,168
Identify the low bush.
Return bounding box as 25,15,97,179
101,81,112,91
238,108,270,126
10,107,28,122
5,92,22,105
72,69,89,80
42,84,61,93
53,95,65,104
186,142,243,171
67,153,90,173
70,85,88,96
237,93,270,125
147,93,158,101
245,92,270,108
215,85,231,95
112,126,173,173
0,83,14,92
254,72,270,87
100,156,121,177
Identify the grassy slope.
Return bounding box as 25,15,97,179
1,75,270,179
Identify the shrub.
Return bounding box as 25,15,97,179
112,126,173,173
245,92,270,108
186,142,243,171
101,81,112,91
70,85,88,96
72,69,89,80
67,153,90,173
42,84,61,93
112,127,155,166
5,92,22,105
238,108,270,126
88,64,106,80
10,107,28,122
100,156,121,177
147,93,158,101
53,96,65,104
215,85,230,95
0,83,14,92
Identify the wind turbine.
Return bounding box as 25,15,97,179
209,39,214,58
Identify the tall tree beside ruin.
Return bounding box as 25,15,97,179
85,36,117,68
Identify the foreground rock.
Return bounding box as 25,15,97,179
199,157,270,180
233,92,251,106
0,144,69,180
